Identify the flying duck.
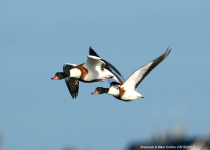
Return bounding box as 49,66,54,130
51,47,124,99
91,48,171,101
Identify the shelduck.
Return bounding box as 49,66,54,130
51,47,124,99
91,48,171,101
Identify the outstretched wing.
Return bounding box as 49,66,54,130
65,77,79,99
122,48,171,90
89,47,125,81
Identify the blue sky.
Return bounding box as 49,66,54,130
0,1,210,150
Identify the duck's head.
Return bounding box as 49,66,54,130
91,87,109,94
51,72,67,80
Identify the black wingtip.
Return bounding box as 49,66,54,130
165,47,172,56
102,59,125,81
166,47,172,52
70,92,78,99
71,94,78,99
89,47,100,57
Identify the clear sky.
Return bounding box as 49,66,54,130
0,1,210,150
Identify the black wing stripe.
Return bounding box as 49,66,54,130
65,78,79,99
111,71,124,85
101,59,125,81
135,48,171,89
110,82,121,86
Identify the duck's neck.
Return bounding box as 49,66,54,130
101,88,109,94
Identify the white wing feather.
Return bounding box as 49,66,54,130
122,61,153,90
83,55,105,70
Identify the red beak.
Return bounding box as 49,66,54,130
91,90,99,94
51,76,59,80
